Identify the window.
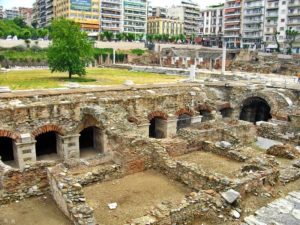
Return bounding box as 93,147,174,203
280,27,284,31
281,19,285,22
282,1,286,4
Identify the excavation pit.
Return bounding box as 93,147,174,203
175,151,245,178
83,170,191,225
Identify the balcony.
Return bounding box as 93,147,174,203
226,4,241,8
288,20,300,25
288,1,300,7
265,13,278,17
244,4,264,9
265,22,278,26
243,19,263,23
288,11,300,16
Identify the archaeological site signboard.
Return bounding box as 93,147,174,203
71,0,92,11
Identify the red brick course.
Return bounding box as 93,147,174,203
32,124,64,137
0,130,21,140
148,111,168,121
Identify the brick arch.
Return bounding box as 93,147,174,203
195,103,213,112
0,130,21,141
176,108,194,117
75,114,102,133
148,111,168,121
32,124,64,137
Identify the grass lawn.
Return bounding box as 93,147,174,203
0,68,181,90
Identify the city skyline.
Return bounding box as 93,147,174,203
1,0,224,9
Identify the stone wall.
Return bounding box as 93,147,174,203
228,50,300,75
47,165,96,225
0,161,55,204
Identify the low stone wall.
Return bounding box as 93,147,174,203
177,120,257,151
257,121,299,145
128,190,228,225
0,161,55,204
47,165,96,225
152,146,234,192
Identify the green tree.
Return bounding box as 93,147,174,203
116,32,125,41
13,17,27,28
125,33,135,42
103,31,114,41
273,30,280,53
146,34,154,42
21,29,32,39
286,28,300,54
47,19,93,78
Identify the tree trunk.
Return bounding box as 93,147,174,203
68,71,72,79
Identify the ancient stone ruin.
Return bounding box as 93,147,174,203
0,79,299,225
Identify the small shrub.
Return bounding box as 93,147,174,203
11,45,26,51
31,45,42,52
131,48,145,56
0,55,5,62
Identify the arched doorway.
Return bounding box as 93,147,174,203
199,110,213,122
35,131,59,161
149,117,167,139
177,114,192,131
240,97,272,124
0,137,15,167
79,126,103,158
220,108,233,118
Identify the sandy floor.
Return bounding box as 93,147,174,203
80,147,100,159
0,195,71,225
83,170,190,225
175,151,244,178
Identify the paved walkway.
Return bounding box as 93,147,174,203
244,191,300,225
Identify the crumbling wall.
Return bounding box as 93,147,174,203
0,161,55,204
47,165,96,225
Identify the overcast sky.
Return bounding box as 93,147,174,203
1,0,224,9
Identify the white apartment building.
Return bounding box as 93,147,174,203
264,0,288,50
167,0,201,36
123,0,148,34
242,0,265,49
287,0,300,53
199,6,224,46
100,0,123,33
223,0,242,48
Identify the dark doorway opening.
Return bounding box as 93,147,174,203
220,108,233,118
36,132,58,160
199,110,213,122
240,97,272,124
0,137,14,163
177,114,192,131
149,117,166,139
79,126,102,158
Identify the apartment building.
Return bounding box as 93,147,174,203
223,0,242,48
287,0,300,53
167,0,201,36
147,16,183,35
4,7,20,20
123,0,148,34
54,0,100,33
152,7,167,18
242,0,265,49
32,0,53,28
0,6,4,19
19,8,33,25
100,0,123,33
199,5,224,46
264,0,288,50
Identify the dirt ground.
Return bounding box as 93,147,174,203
83,170,191,225
0,195,71,225
175,151,244,178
